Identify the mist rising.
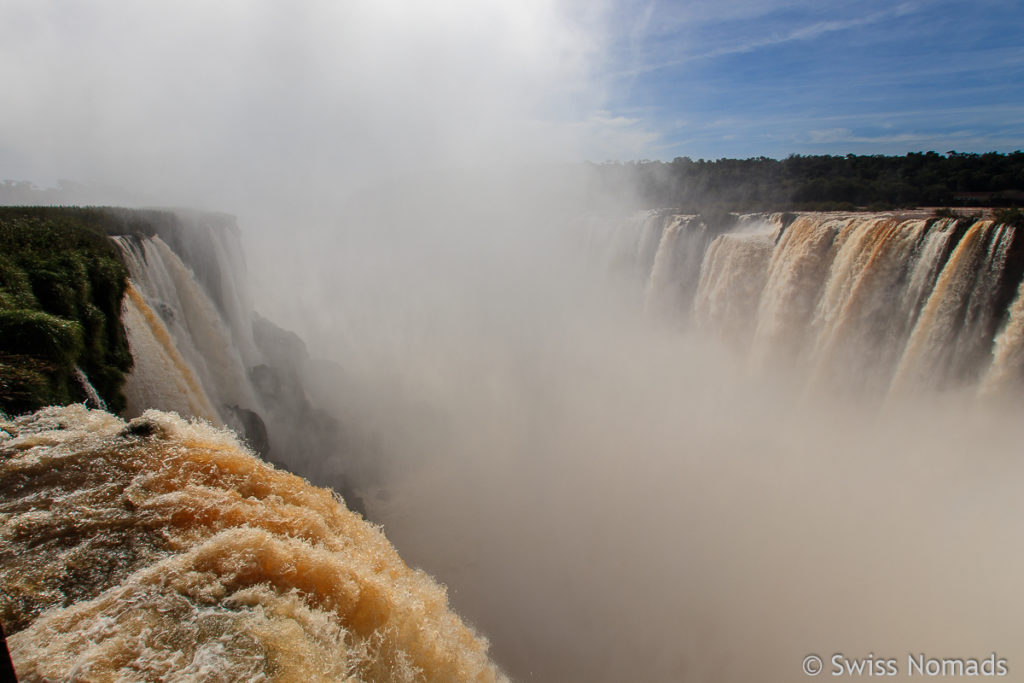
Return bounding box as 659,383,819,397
268,202,1024,681
2,3,1023,682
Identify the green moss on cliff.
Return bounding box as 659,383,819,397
0,207,132,415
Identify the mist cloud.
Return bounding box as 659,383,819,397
0,0,656,213
5,4,1022,683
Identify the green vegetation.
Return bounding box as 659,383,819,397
931,207,982,224
0,207,134,415
590,151,1024,212
993,207,1024,228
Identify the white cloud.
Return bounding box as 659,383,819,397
0,0,644,212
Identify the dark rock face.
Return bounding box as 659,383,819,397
225,404,270,458
138,214,370,517
248,317,368,517
122,417,163,438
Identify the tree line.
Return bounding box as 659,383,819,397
587,151,1024,212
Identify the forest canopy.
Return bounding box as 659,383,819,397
588,151,1024,212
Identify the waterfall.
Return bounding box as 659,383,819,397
982,277,1024,395
804,217,931,395
643,215,697,317
154,210,261,366
643,215,742,319
693,231,775,349
108,214,361,511
891,221,1015,393
749,215,846,371
113,235,259,425
72,366,107,411
595,211,1024,397
596,210,669,287
120,282,220,421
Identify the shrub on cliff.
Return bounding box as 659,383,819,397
993,207,1024,228
0,207,132,415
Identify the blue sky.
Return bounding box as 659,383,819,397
597,0,1024,159
0,0,1020,206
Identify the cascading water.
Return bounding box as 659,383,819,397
0,405,502,682
598,210,1024,397
112,235,260,425
110,213,369,513
590,210,668,286
891,221,1016,393
1,208,484,680
693,218,783,348
804,217,932,395
982,278,1024,395
644,215,697,316
72,366,107,411
749,215,848,373
5,206,1024,683
119,282,220,421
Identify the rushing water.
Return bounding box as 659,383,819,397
5,211,1024,682
112,236,258,426
0,405,502,681
603,211,1024,396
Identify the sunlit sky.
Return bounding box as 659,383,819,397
0,0,1021,203
598,0,1024,159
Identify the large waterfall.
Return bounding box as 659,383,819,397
113,234,260,428
107,213,365,508
6,207,1024,682
595,210,1024,398
1,210,502,681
